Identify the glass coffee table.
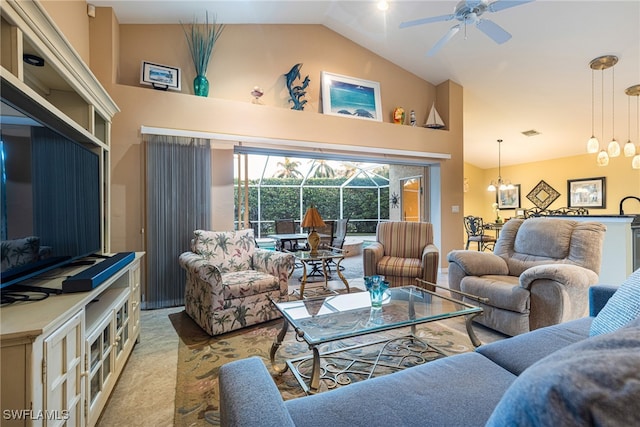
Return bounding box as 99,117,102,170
269,285,483,393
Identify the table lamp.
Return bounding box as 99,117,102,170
301,205,325,255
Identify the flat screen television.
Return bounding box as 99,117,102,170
1,99,102,289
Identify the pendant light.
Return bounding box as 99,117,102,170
607,62,621,157
629,84,640,169
588,55,617,166
586,68,599,153
487,139,513,191
624,84,640,161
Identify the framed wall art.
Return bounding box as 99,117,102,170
140,61,181,91
567,177,606,209
497,184,521,209
526,180,560,210
321,71,382,122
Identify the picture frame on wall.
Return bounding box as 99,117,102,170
567,177,606,208
497,184,521,209
321,71,382,122
140,61,181,91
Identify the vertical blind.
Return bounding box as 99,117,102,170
144,134,212,309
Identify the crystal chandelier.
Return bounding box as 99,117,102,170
487,139,513,191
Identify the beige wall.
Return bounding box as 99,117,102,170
26,1,639,271
463,154,640,247
82,8,465,265
40,0,90,65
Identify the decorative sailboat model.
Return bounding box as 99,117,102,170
424,102,445,129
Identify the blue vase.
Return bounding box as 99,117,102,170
193,74,209,97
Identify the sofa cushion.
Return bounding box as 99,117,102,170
222,270,279,299
513,218,573,260
589,268,640,336
476,317,592,375
191,229,256,272
284,352,516,427
460,275,529,313
486,319,640,427
376,255,422,279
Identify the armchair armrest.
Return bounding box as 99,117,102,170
447,250,509,276
519,264,598,291
219,357,295,427
363,242,384,277
589,285,618,317
252,249,295,296
421,243,440,283
178,252,223,285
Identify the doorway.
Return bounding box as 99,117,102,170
401,176,422,222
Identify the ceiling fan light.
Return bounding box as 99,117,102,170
586,136,599,154
632,154,640,169
607,139,621,157
623,140,636,157
376,1,389,11
596,149,609,166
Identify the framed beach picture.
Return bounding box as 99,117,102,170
497,184,521,209
140,61,181,91
567,177,606,208
321,71,382,122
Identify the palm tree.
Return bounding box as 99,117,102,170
274,157,303,178
311,160,336,178
338,162,359,178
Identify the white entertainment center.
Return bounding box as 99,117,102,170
0,2,136,426
1,254,143,426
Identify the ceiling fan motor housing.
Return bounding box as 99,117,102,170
455,0,489,22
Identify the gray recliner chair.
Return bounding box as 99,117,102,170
447,217,606,336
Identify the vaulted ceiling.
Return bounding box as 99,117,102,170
90,0,640,169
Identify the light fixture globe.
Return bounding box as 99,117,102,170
586,136,599,154
624,140,636,157
596,149,609,166
607,139,621,157
632,154,640,169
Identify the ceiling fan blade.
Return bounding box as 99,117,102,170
427,25,460,57
488,0,535,13
476,19,512,44
399,13,454,29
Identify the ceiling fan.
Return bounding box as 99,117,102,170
400,0,534,56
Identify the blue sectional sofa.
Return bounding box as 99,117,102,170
219,275,640,427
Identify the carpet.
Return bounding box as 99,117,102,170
170,309,474,426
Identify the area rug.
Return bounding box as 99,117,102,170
170,310,474,426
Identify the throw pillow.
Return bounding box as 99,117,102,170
486,321,640,427
589,268,640,336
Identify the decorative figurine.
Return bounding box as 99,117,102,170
410,110,416,126
251,86,264,104
392,107,405,124
284,63,309,110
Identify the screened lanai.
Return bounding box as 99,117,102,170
234,154,390,237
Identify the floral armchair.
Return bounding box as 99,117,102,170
179,229,295,336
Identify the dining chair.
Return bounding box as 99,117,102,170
463,216,496,251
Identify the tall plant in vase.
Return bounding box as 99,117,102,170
182,12,224,97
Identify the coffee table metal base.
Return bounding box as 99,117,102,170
286,334,447,394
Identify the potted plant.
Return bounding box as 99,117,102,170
182,12,224,97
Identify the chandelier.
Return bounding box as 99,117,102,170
487,139,513,191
